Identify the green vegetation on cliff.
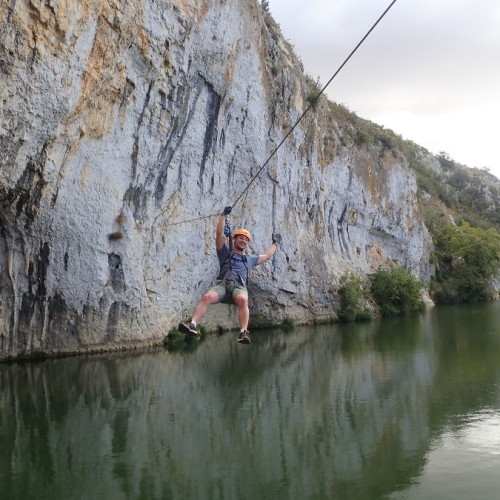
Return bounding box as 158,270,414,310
332,104,500,304
430,221,500,303
339,266,424,320
371,265,425,317
338,273,373,322
327,102,500,305
261,3,500,309
408,151,500,303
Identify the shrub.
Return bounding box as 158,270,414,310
338,272,373,322
431,279,459,304
371,265,424,318
163,328,203,353
164,328,186,345
281,317,294,329
328,101,358,127
305,76,322,109
436,152,458,171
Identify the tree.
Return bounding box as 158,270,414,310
433,222,500,303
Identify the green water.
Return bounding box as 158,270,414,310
1,302,500,500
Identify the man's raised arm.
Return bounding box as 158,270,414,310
216,206,232,251
257,233,281,265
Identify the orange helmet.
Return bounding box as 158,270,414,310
233,228,252,241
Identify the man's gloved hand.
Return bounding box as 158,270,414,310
272,233,282,245
222,206,232,216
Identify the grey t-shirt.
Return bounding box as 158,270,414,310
217,245,259,283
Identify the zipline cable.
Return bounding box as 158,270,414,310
231,0,399,208
5,1,399,227
164,212,217,226
166,0,399,226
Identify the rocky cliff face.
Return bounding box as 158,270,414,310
0,0,433,358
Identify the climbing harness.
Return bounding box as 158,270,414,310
217,252,250,286
218,215,251,286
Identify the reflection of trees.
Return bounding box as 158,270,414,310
1,303,499,499
426,304,500,431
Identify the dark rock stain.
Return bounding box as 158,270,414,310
108,253,126,293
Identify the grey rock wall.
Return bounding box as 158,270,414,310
0,0,432,358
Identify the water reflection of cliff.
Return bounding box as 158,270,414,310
1,303,499,499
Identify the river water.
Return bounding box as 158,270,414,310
1,302,500,499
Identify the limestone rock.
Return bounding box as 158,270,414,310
0,0,433,358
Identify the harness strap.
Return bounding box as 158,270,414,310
220,218,249,286
217,252,249,286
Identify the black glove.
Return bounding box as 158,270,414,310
272,233,282,245
222,206,232,216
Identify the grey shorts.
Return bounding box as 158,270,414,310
209,279,248,304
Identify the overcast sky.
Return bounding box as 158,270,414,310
268,0,500,180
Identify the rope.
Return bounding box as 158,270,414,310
165,0,399,226
163,213,217,227
4,1,399,227
231,0,399,209
0,2,399,303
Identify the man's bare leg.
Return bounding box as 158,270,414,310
234,293,251,344
192,290,220,324
179,291,220,335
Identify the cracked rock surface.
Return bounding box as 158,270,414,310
0,0,432,358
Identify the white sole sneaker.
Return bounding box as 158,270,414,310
179,322,199,336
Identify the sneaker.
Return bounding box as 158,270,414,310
179,322,199,336
237,330,251,344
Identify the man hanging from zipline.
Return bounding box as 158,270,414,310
179,206,281,344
